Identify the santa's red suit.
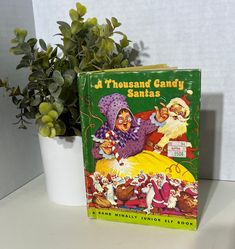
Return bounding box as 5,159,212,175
183,183,198,199
135,109,196,159
86,174,103,205
151,178,171,208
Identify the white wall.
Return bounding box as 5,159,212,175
32,0,235,181
0,0,43,199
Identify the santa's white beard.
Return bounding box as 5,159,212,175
157,115,188,148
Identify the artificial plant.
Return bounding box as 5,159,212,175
0,2,142,137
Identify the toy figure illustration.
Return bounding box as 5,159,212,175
92,93,196,184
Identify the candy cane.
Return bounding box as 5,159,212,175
105,130,124,166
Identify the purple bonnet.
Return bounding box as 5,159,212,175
98,93,138,130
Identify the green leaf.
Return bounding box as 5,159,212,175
14,28,28,43
20,43,31,54
68,55,77,68
99,38,114,54
53,102,63,115
30,96,41,106
9,46,24,55
51,47,58,58
103,24,112,37
87,18,98,26
39,39,47,50
69,9,79,21
79,58,88,70
11,38,19,44
57,21,71,29
120,35,129,48
39,102,53,115
41,114,53,123
16,59,30,69
59,26,71,38
74,66,80,74
39,125,51,137
71,21,82,34
121,59,129,67
106,18,112,28
63,70,75,85
48,110,59,120
0,79,6,87
29,71,45,81
19,124,27,130
30,95,42,106
52,70,64,86
57,86,70,102
9,86,21,96
54,120,66,135
48,83,61,98
63,38,75,51
76,3,87,17
111,17,121,28
114,31,126,36
69,107,79,120
27,38,37,48
46,46,53,56
49,127,57,138
19,98,30,108
12,96,20,105
24,109,35,119
72,127,81,136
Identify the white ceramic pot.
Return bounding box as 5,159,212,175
38,135,86,206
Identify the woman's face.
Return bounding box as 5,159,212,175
115,110,132,132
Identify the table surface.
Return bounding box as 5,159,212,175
0,175,234,249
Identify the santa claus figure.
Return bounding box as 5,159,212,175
86,172,104,204
135,90,196,159
151,173,171,213
137,170,148,187
183,181,198,199
101,177,117,206
169,178,182,190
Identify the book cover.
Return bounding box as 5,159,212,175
78,67,201,230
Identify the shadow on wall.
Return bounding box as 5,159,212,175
198,93,223,226
199,93,224,180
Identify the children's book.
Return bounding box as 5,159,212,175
78,66,201,230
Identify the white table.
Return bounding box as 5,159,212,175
0,175,234,249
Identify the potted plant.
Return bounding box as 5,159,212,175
0,2,141,205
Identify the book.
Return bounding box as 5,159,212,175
78,66,201,230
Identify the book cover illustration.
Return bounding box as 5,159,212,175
78,69,201,230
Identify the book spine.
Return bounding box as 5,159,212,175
78,73,95,217
78,73,90,170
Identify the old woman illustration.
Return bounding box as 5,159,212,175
92,93,195,183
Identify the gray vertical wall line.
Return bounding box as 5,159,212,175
0,0,43,199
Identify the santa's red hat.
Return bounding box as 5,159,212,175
166,90,193,117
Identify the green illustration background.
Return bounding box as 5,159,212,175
78,69,201,180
